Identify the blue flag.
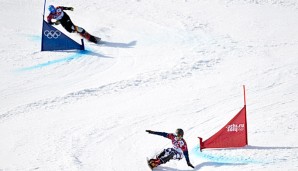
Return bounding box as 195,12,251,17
41,20,84,51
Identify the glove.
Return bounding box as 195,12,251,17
187,162,195,168
146,130,154,134
54,21,60,25
69,7,74,11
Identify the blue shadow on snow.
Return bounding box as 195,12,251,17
155,162,246,171
17,49,111,72
192,146,260,164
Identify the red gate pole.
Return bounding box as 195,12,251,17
243,85,248,145
243,85,246,106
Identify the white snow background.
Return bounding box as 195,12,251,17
1,0,298,170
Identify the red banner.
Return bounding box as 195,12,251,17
199,106,247,150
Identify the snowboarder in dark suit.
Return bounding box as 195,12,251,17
47,5,100,43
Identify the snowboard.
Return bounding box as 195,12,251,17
147,158,154,170
94,37,101,44
147,157,161,170
88,36,101,44
78,31,101,44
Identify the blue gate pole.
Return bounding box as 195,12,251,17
41,0,47,51
43,0,46,18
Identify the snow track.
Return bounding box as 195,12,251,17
1,0,298,170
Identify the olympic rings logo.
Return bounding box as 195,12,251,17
44,30,61,39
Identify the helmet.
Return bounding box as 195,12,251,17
48,5,56,14
175,128,184,137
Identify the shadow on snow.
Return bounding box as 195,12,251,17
155,162,246,171
98,40,137,48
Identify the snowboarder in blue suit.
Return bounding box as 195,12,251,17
146,128,195,169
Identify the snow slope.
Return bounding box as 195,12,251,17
1,0,298,170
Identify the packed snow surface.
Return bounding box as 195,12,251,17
1,0,298,170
